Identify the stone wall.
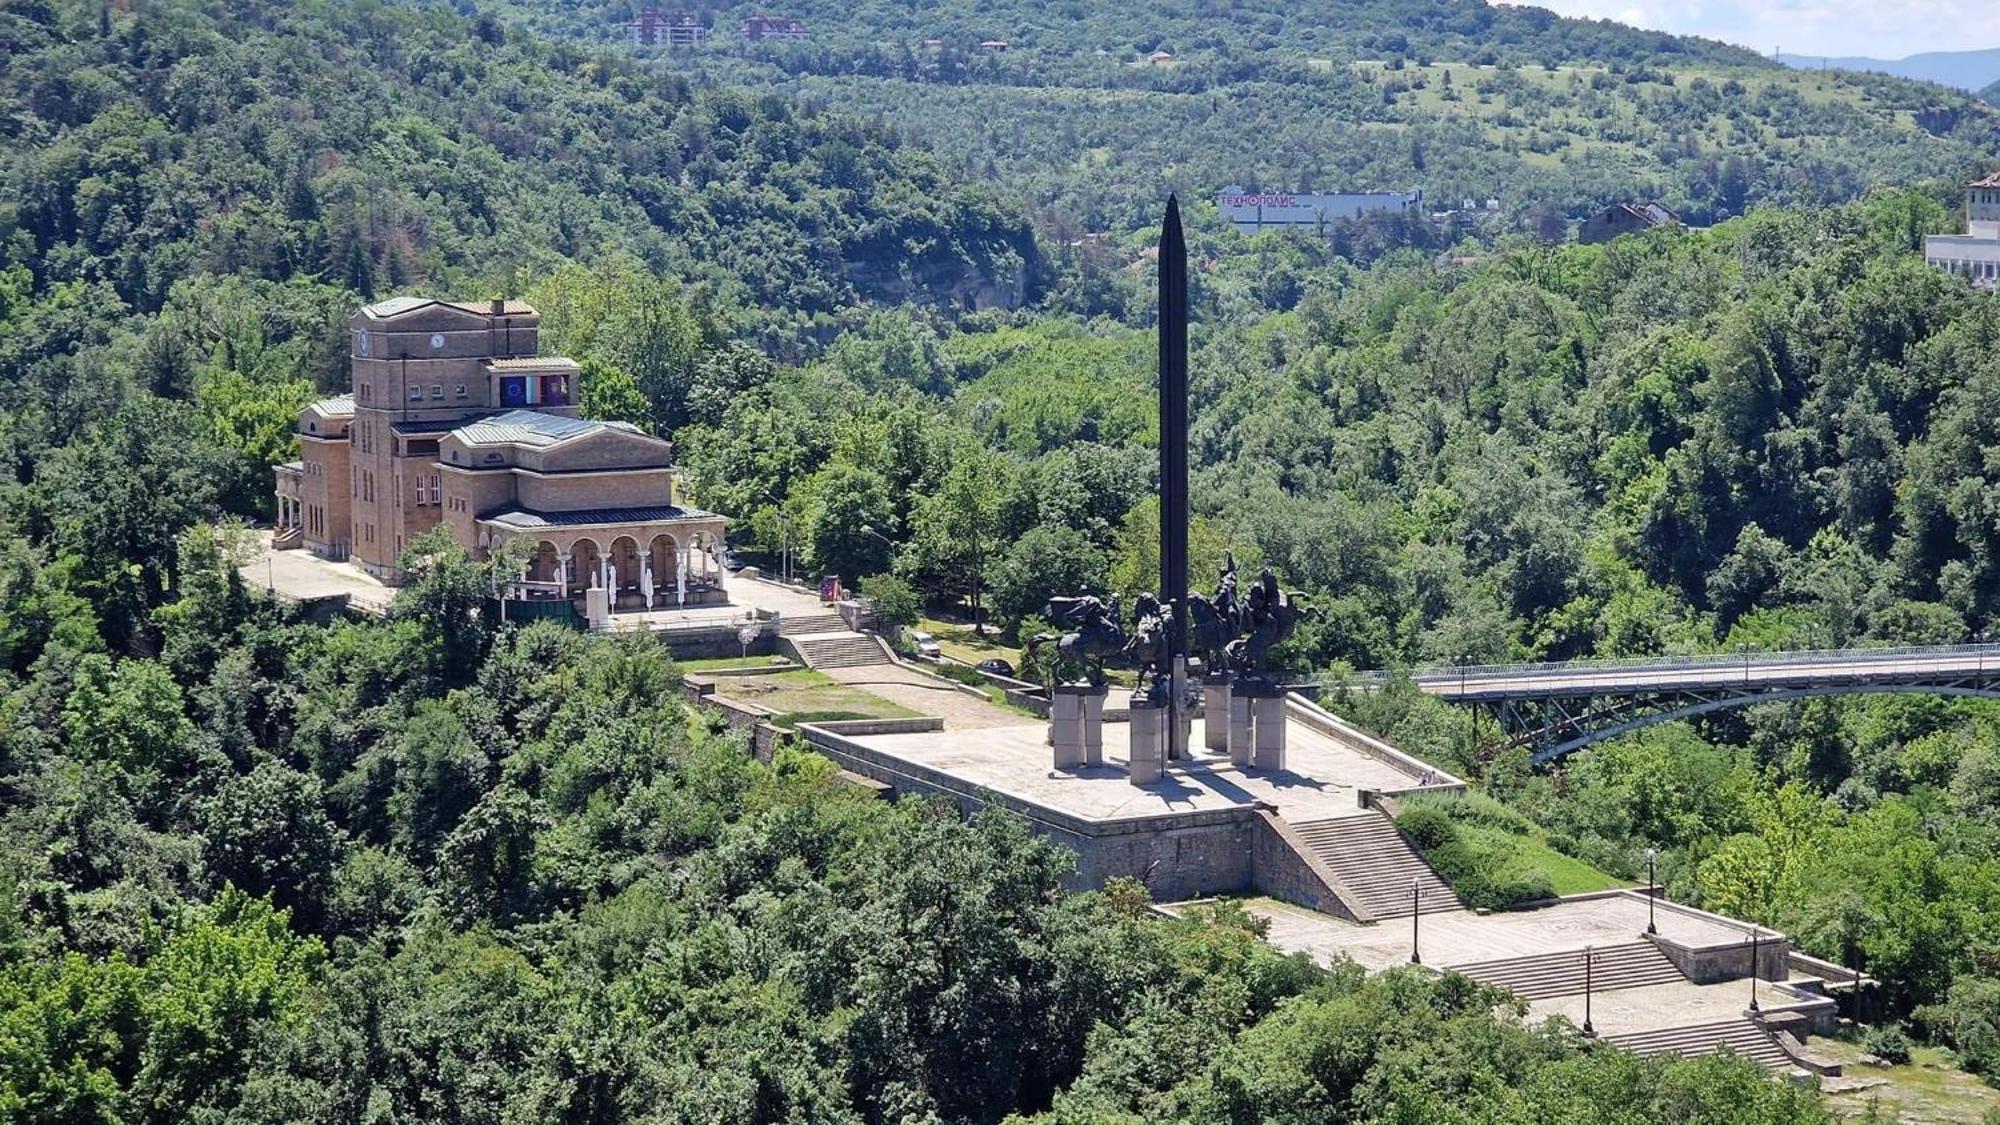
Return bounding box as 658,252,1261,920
1250,811,1369,923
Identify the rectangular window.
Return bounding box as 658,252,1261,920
454,383,468,399
409,385,423,402
430,384,444,399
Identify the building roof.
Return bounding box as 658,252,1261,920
359,297,536,320
1596,201,1679,227
1968,172,2000,189
480,504,718,530
484,357,581,372
450,409,649,449
390,418,469,436
307,394,354,418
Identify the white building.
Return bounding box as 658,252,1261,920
1925,173,2000,288
1216,186,1424,235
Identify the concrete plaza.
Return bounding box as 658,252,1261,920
832,714,1428,825
1237,892,1752,973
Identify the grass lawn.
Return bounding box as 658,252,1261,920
677,654,795,673
704,668,918,726
1814,1036,2000,1122
1452,822,1626,897
919,616,1023,669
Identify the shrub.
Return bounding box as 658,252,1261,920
1862,1022,1913,1065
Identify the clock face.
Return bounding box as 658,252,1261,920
429,333,446,350
355,331,370,356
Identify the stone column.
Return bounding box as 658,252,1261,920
1228,688,1254,767
1082,684,1108,767
1252,690,1288,772
1050,685,1087,770
1203,673,1231,753
1128,692,1166,786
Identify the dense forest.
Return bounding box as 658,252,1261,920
493,0,2000,233
8,0,2000,1117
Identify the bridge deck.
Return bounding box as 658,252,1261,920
1396,645,2000,702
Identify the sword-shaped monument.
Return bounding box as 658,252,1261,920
1160,195,1192,761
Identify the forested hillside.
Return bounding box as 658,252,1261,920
5,0,2000,1116
0,0,1037,351
497,0,2000,234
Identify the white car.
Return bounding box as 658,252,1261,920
907,630,942,660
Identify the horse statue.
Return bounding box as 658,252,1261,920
1123,593,1175,691
1228,568,1323,676
1188,592,1236,675
1027,594,1125,685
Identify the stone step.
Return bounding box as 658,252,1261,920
1451,941,1685,1001
1287,814,1462,918
791,632,890,669
779,613,848,637
1605,1018,1791,1069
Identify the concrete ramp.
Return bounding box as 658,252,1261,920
1287,813,1462,918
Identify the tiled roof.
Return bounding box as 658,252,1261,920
480,505,718,530
390,418,467,435
307,394,354,417
360,297,536,320
485,357,580,371
450,409,648,448
1968,172,2000,189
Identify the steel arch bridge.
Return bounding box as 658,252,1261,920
1360,645,2000,766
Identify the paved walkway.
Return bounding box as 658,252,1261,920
1238,894,1747,973
823,664,1020,729
241,531,394,613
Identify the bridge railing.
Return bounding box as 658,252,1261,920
1336,642,2000,687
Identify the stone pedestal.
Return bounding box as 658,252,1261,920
1203,674,1231,754
1081,686,1107,766
1252,691,1288,772
1050,685,1088,769
585,587,611,629
1227,688,1255,767
1128,694,1166,786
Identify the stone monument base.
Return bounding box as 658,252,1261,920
1203,672,1231,754
1238,676,1288,771
1050,682,1111,769
1128,692,1166,785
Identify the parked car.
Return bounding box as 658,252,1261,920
975,658,1015,678
907,630,942,660
723,549,745,571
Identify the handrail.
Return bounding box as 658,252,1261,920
1338,643,2000,686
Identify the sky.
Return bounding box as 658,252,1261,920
1513,0,2000,60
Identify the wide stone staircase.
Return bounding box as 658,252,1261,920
786,631,892,670
1289,814,1462,918
1605,1018,1792,1070
1450,941,1686,1001
778,612,849,637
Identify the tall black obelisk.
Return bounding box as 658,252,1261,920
1160,197,1191,759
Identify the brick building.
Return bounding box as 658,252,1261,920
273,298,727,611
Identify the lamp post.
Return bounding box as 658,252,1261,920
1979,629,1990,691
1410,877,1422,964
1459,655,1474,760
1582,945,1596,1037
1748,927,1761,1014
1645,847,1658,936
1741,642,1751,688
